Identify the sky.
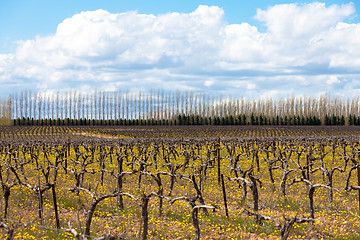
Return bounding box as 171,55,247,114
0,0,359,99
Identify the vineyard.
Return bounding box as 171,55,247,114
0,125,360,239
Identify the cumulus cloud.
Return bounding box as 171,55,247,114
255,2,354,39
1,3,360,99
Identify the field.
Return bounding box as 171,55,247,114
0,125,360,239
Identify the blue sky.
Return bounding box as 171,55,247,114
1,0,356,53
0,0,359,99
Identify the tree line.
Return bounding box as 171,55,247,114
1,89,360,126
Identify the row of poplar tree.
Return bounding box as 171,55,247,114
1,89,360,126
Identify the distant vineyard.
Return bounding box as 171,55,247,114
1,89,360,126
1,125,360,141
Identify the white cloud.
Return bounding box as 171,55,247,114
204,80,215,87
326,75,340,85
228,80,257,90
1,3,360,99
255,2,354,39
220,23,266,63
252,2,356,68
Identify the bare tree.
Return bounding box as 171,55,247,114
24,89,29,120
56,90,60,120
125,90,129,121
243,209,314,240
102,90,106,122
77,91,81,122
69,186,120,237
290,178,335,219
93,90,97,121
170,196,214,240
64,90,68,120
